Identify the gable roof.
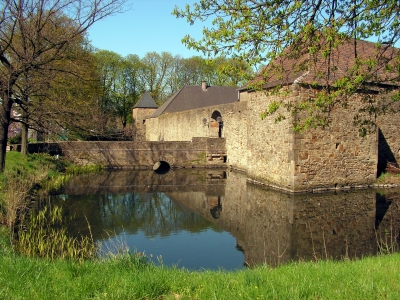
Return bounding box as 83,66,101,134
244,38,400,90
133,91,158,109
149,85,238,118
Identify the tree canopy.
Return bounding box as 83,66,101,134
0,0,127,171
173,0,400,135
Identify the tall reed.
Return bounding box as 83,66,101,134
1,163,49,229
16,206,96,260
0,152,103,259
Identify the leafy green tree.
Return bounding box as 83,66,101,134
0,0,127,172
139,52,175,104
11,34,102,150
116,54,145,129
165,55,253,98
94,51,143,130
94,50,124,129
173,0,400,135
27,46,104,141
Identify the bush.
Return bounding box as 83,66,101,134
8,132,21,144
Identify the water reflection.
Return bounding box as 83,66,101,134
49,169,400,270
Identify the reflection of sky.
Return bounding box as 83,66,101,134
101,229,244,271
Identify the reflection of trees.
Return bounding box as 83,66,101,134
50,192,212,241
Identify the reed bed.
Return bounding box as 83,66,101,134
16,206,96,260
0,151,103,258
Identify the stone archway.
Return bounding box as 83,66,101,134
210,110,223,138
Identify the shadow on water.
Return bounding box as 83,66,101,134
45,169,400,270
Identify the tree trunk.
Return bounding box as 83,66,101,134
20,84,29,155
21,120,28,155
0,94,13,172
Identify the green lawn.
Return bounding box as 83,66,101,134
0,245,399,299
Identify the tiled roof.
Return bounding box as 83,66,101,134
245,38,400,90
133,91,158,108
149,85,238,118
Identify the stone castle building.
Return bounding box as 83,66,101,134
139,39,400,193
132,91,158,140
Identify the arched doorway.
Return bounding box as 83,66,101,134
210,110,223,138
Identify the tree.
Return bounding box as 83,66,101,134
25,44,104,142
165,55,253,97
139,52,175,104
94,51,143,130
0,0,127,172
173,0,400,135
93,50,124,129
11,33,102,152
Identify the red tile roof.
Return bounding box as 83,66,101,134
246,38,400,90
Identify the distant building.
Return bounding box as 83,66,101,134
146,82,238,140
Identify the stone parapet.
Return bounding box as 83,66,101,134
26,138,227,169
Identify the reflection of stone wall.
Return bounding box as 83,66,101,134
374,190,400,252
57,168,400,268
241,182,380,266
167,170,399,267
61,169,227,195
246,184,391,266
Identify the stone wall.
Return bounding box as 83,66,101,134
144,86,383,191
244,85,378,192
27,138,226,168
146,101,249,171
244,88,296,190
133,107,157,140
377,99,400,173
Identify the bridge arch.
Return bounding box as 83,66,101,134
153,160,170,174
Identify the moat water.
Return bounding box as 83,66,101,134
47,169,400,271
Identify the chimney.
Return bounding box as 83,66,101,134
201,81,207,91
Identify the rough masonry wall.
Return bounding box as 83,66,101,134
290,89,377,191
146,102,249,171
28,139,226,168
377,99,400,172
144,85,394,191
245,88,296,190
133,108,157,140
245,86,378,192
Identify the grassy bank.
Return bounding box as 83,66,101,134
0,151,102,227
0,247,399,299
0,151,102,259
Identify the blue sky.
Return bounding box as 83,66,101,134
87,0,207,58
87,1,400,59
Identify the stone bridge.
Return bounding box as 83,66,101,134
26,137,227,169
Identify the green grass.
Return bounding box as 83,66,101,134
376,172,400,185
0,245,399,299
0,151,103,205
0,151,103,254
